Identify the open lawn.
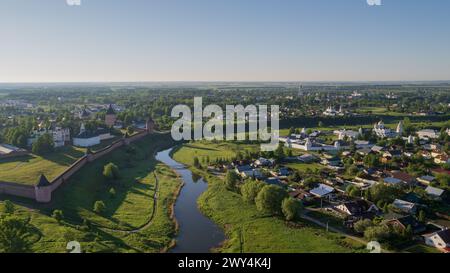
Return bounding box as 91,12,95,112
404,244,441,253
285,162,324,172
0,146,85,185
173,143,366,253
173,141,260,166
1,133,181,253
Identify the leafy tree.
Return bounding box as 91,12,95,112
418,210,426,222
364,225,391,242
2,200,15,215
109,188,116,199
354,219,374,233
103,163,120,181
225,170,240,190
363,153,380,168
274,143,285,160
288,127,295,136
193,156,201,169
369,183,402,204
93,201,106,214
31,133,54,155
0,216,34,253
281,197,302,221
126,126,135,135
241,180,265,203
52,210,64,223
255,185,288,215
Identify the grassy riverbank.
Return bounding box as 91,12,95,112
0,133,182,253
172,142,366,253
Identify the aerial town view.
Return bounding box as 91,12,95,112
0,0,449,268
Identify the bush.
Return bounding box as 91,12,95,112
103,163,120,181
241,180,265,203
52,210,64,223
353,219,374,233
255,185,288,215
0,215,33,253
93,201,106,214
281,197,302,221
193,157,201,169
109,188,116,199
2,200,15,214
364,225,391,242
225,170,240,191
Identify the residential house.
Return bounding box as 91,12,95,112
425,186,445,200
417,175,436,186
354,140,374,149
336,200,379,217
309,183,334,198
390,171,415,185
423,229,450,253
288,189,313,203
392,199,417,214
383,177,403,186
417,129,439,140
297,153,317,163
385,215,426,234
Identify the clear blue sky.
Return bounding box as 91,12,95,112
1,0,449,82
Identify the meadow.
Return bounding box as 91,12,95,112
0,146,85,185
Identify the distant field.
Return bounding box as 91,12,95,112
173,143,366,253
280,120,449,136
0,146,85,185
173,141,260,166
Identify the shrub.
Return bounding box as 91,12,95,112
103,163,120,181
93,201,106,214
281,197,302,221
255,185,288,215
2,200,15,214
241,180,265,203
52,210,64,223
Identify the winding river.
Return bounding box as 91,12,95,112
155,147,225,253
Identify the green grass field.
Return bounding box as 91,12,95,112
173,142,366,253
173,141,260,166
1,133,181,253
0,146,85,185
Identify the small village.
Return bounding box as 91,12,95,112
201,120,450,253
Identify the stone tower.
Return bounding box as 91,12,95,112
35,174,52,203
105,104,117,127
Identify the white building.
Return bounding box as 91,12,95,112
334,129,360,140
73,123,100,147
423,229,450,252
323,105,344,116
28,126,71,148
373,121,400,138
281,137,346,152
417,129,439,140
